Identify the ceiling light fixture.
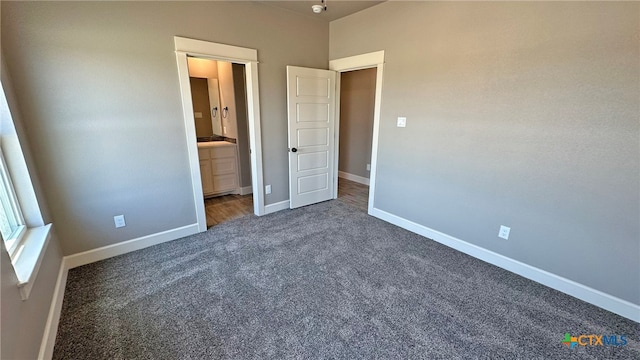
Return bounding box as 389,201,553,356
312,0,327,14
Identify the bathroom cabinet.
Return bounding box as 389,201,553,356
197,142,239,197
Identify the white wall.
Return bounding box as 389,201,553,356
331,1,640,305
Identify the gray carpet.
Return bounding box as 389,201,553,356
54,200,639,359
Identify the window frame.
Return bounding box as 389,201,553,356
1,72,53,301
0,148,27,260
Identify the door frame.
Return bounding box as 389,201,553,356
329,51,385,215
174,36,266,233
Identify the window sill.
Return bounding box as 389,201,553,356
13,223,52,300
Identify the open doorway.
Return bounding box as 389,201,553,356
330,51,384,215
175,37,266,234
336,68,376,212
285,52,383,214
187,58,254,227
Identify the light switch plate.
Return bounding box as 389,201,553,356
397,117,407,127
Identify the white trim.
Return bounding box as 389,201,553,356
338,171,370,186
174,52,207,233
368,64,384,214
328,51,384,214
174,37,257,62
39,222,200,359
329,51,384,72
239,185,253,196
332,74,342,199
173,37,266,228
370,207,640,322
38,211,638,360
38,258,69,360
264,200,290,215
0,148,27,258
15,224,52,300
245,61,265,216
64,224,199,269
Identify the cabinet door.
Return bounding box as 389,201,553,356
210,146,236,159
211,157,236,175
200,159,214,195
213,173,238,193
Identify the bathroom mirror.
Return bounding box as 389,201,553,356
188,57,242,141
207,79,222,136
189,76,223,139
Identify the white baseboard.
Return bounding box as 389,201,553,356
239,186,253,196
338,171,370,186
39,223,202,359
38,258,69,360
64,223,200,269
370,207,640,323
264,200,290,215
39,209,638,360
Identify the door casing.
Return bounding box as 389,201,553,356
175,37,266,233
330,51,385,215
176,38,384,230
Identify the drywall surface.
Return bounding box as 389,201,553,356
1,1,328,255
187,57,219,79
1,55,64,360
339,68,376,179
1,237,62,360
331,2,640,304
217,61,238,140
233,63,252,189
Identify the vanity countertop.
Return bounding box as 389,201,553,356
197,141,236,149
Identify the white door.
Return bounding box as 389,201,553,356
286,66,336,209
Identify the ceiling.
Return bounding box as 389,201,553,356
259,1,385,22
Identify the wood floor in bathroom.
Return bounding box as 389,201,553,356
204,194,254,228
205,178,369,228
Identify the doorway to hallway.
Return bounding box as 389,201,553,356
336,67,376,212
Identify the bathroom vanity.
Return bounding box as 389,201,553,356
197,141,239,197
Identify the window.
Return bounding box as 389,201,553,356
0,149,26,259
1,77,52,300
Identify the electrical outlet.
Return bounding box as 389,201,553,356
397,117,407,127
114,215,126,228
498,225,510,240
265,184,272,194
366,164,371,171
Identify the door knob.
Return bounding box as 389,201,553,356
291,147,298,153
